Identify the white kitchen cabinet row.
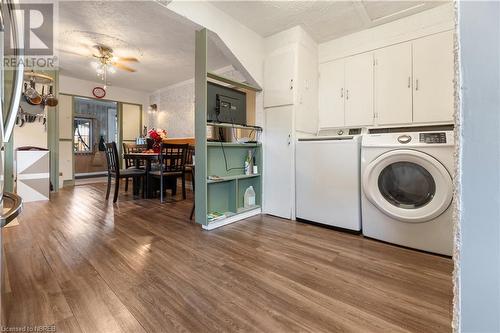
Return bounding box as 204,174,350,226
319,30,454,129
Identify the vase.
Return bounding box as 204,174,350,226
152,141,161,153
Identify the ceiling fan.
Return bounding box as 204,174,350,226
91,44,139,87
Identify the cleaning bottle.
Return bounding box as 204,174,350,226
244,186,256,208
244,150,252,175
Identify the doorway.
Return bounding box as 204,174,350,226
73,97,117,178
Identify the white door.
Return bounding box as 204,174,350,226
374,42,413,125
264,106,293,219
264,46,296,108
345,52,374,126
318,59,345,128
412,31,454,123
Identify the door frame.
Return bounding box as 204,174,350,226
60,93,143,182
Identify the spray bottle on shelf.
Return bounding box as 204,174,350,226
244,149,252,175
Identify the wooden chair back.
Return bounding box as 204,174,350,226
123,143,147,168
160,143,189,173
186,145,195,166
104,142,120,176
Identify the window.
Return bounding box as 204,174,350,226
74,118,92,152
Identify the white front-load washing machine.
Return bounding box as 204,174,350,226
361,131,454,255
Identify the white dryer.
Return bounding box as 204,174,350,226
296,128,362,231
361,131,454,255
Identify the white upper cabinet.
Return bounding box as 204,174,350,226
318,59,345,128
264,46,296,108
344,52,374,127
374,42,413,125
412,31,454,123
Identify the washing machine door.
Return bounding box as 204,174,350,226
363,149,453,223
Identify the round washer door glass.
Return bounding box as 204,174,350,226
363,149,453,223
378,162,436,209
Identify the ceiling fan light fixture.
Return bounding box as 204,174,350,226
108,66,116,74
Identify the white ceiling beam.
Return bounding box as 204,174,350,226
352,1,373,28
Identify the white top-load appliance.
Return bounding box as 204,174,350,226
296,128,363,231
361,130,454,255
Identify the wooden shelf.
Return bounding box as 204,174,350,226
204,206,262,230
207,142,261,148
206,122,263,131
207,174,260,184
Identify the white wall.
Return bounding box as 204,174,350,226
13,122,47,150
166,0,265,128
148,66,246,138
59,75,149,116
319,3,454,63
167,0,264,86
458,2,500,332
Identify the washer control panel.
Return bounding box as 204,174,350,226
419,132,447,144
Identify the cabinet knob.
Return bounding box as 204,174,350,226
289,79,294,90
408,77,411,88
415,79,419,91
346,89,349,100
340,88,344,98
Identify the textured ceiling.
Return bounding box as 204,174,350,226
210,1,448,42
58,1,231,92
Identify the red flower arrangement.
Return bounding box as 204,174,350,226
147,128,167,152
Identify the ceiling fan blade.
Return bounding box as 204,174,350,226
117,57,139,62
113,62,136,72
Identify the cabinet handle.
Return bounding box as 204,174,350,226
346,89,349,100
415,79,419,91
290,79,293,90
408,77,411,88
341,88,344,98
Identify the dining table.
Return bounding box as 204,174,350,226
123,152,160,199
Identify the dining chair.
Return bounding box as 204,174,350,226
122,142,147,192
105,142,146,203
190,165,195,220
149,143,189,203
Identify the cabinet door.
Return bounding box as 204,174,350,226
318,59,345,128
345,52,374,126
264,46,296,108
412,31,454,123
374,42,413,125
264,106,293,219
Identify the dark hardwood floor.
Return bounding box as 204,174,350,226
2,182,453,332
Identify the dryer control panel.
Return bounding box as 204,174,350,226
420,132,447,144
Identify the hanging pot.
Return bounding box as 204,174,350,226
24,79,42,105
44,85,58,107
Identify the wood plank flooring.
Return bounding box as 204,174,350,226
2,183,453,332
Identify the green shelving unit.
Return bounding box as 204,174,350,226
195,29,263,230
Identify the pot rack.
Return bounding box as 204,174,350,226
23,70,54,84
